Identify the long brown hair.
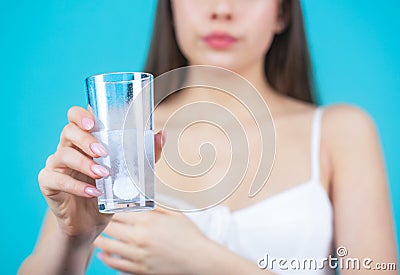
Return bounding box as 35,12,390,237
145,0,315,104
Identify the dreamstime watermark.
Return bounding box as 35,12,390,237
257,246,397,271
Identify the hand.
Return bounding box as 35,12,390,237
94,207,210,275
38,106,165,243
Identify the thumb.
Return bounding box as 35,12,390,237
154,130,167,163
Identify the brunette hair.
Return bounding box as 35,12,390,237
145,0,315,103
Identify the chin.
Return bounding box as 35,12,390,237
190,56,243,73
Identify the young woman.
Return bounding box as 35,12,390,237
19,0,397,274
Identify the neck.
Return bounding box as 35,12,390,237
175,60,281,113
235,59,276,99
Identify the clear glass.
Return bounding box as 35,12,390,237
85,72,155,213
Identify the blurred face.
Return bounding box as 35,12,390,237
171,0,284,73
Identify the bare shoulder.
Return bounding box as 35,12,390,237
321,104,384,186
322,104,378,147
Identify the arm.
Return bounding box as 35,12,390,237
19,106,108,275
18,210,94,275
195,238,277,275
326,105,398,274
18,106,165,275
94,208,277,275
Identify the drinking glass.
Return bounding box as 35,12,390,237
85,72,155,213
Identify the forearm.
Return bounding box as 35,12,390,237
194,239,276,275
18,227,93,275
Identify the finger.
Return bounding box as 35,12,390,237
154,131,162,163
59,123,107,158
67,106,95,131
111,212,155,225
38,168,102,198
97,252,146,274
94,235,143,262
104,221,151,248
103,221,133,243
105,221,156,248
48,147,109,179
152,204,176,215
88,104,94,115
154,130,167,163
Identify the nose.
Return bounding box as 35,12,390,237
210,1,233,21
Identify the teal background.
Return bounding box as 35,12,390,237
0,0,398,274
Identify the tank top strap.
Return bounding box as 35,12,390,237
311,107,324,182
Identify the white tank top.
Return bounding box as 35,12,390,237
185,108,334,275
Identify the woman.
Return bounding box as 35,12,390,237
19,0,397,274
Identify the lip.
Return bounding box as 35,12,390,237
203,32,238,49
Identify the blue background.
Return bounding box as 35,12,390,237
1,0,398,274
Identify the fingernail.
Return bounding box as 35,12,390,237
162,130,167,147
90,143,107,157
91,164,109,177
82,117,94,130
85,187,102,197
96,252,103,259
